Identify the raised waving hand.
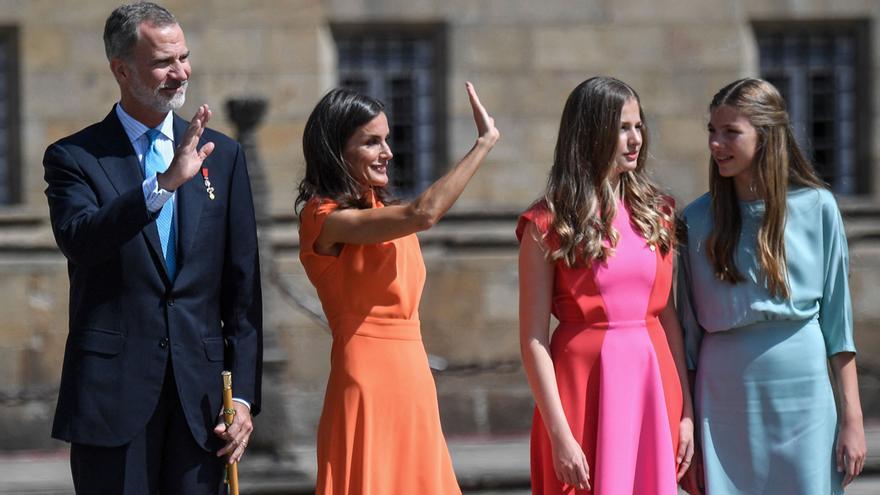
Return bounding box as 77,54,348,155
158,104,215,191
466,81,500,145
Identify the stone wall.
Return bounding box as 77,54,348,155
0,252,68,450
7,0,879,214
0,0,879,451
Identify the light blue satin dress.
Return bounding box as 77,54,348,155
677,187,856,495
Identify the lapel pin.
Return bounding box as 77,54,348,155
201,168,215,200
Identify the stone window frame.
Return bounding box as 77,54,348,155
0,26,20,206
330,22,448,198
753,20,872,195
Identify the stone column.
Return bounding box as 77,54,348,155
225,97,298,464
226,98,270,227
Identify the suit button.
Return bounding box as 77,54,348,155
167,299,175,307
159,337,169,349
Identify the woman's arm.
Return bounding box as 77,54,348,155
830,352,866,487
316,82,500,252
519,224,590,491
659,292,695,482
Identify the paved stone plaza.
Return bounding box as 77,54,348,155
3,429,880,494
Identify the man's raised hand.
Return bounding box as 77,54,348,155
157,104,215,191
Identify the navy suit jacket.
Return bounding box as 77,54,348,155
44,107,262,450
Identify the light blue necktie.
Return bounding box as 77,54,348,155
144,128,176,279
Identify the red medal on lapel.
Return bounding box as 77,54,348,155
201,167,215,200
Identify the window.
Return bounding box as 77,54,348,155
332,24,447,197
754,21,871,195
0,27,20,205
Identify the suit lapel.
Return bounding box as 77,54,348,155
173,114,207,275
96,107,145,195
95,107,166,281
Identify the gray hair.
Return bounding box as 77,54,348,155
103,2,177,61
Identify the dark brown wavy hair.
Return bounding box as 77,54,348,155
543,76,674,267
707,78,825,298
295,88,397,214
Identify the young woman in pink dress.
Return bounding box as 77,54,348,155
517,76,694,494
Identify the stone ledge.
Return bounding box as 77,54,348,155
5,201,880,251
268,216,520,250
0,209,45,227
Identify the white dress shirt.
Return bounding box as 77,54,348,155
114,103,176,214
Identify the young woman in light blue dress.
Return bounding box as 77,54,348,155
676,78,867,495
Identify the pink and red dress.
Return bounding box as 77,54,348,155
516,200,683,495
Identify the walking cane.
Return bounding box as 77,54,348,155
222,371,240,495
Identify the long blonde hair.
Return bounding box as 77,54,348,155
544,76,674,267
707,78,825,298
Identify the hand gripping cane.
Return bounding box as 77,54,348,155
222,371,240,495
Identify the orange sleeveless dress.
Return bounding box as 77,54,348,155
299,197,461,495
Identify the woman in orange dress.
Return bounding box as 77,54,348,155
295,82,499,495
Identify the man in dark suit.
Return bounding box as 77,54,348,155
43,2,262,493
